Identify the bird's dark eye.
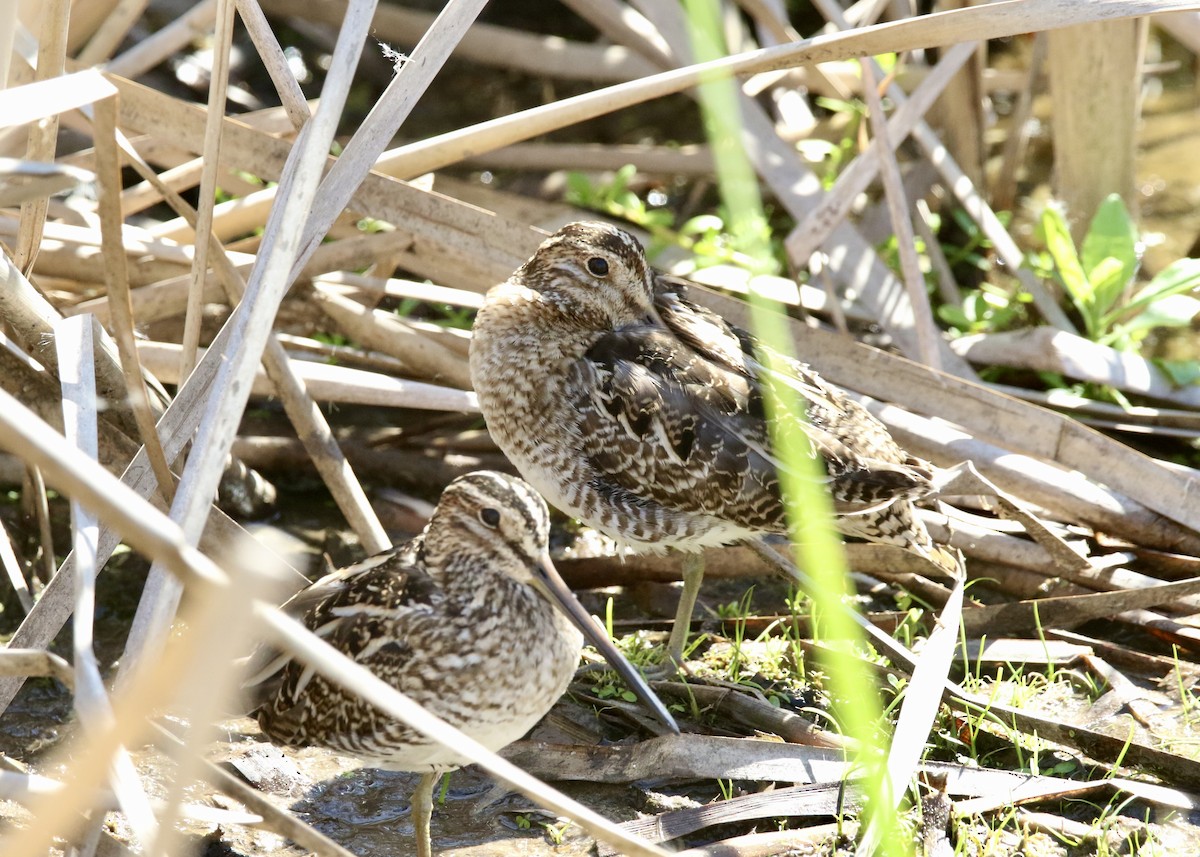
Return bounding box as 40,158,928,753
479,507,501,528
586,257,609,277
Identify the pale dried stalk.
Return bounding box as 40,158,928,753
144,558,280,857
862,570,963,854
992,32,1045,212
0,769,261,825
110,18,504,267
0,67,118,130
913,197,961,307
104,0,217,79
0,2,15,87
315,270,485,309
261,0,661,82
991,383,1200,432
119,157,207,217
0,649,73,686
12,0,69,274
234,0,311,128
24,465,56,585
558,0,674,65
56,314,160,852
0,518,32,614
135,340,479,411
373,1,1189,179
179,0,238,383
97,53,449,561
117,104,307,215
808,0,1074,339
951,328,1200,410
90,95,176,502
115,0,383,688
0,238,159,444
0,533,277,857
1047,18,1142,241
312,286,473,389
3,213,193,264
0,476,307,719
73,230,414,325
74,0,149,65
463,141,715,174
274,331,411,376
858,55,940,369
108,75,533,281
291,0,494,277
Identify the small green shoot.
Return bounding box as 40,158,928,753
541,820,572,845
716,778,735,801
1040,194,1200,353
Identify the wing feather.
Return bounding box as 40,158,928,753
568,280,936,533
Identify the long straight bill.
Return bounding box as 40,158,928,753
535,552,679,734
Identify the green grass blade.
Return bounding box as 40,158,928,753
1040,205,1094,335
1081,193,1139,319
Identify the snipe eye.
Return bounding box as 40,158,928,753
479,507,501,528
586,257,609,277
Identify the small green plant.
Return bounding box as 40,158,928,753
391,297,475,330
1172,645,1200,725
565,163,673,233
1039,194,1200,355
720,588,755,681
716,778,735,801
566,166,780,274
540,820,572,845
937,283,1031,336
808,95,867,187
591,681,638,704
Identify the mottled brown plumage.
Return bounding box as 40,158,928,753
470,222,954,664
245,470,676,857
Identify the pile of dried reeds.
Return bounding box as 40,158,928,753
4,1,1200,854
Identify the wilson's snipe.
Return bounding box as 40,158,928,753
470,221,956,668
245,470,677,857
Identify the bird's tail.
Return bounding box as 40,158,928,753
838,499,961,575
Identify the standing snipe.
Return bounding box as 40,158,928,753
470,221,955,669
244,470,677,857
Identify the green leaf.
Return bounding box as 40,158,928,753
936,304,971,331
614,190,641,212
1040,205,1095,334
1103,293,1200,346
1156,359,1200,387
565,171,594,205
611,163,637,194
681,213,724,236
1107,258,1200,328
1086,257,1130,329
1081,193,1139,317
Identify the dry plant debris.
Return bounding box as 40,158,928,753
2,1,1200,855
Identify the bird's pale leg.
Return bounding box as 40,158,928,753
663,552,705,670
412,771,438,857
